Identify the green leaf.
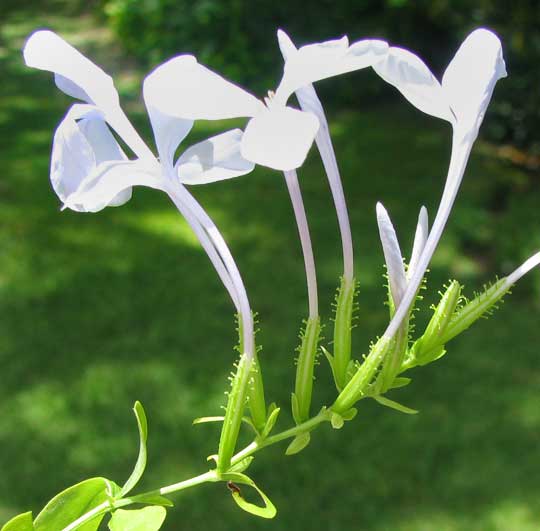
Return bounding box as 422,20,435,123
127,494,174,508
1,512,33,531
261,406,280,439
108,507,166,531
120,401,148,498
373,395,418,415
34,477,111,531
341,408,357,421
389,377,412,389
228,456,254,474
193,416,226,424
285,432,311,456
290,393,301,425
222,473,277,519
330,412,345,429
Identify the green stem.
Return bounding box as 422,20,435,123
60,502,110,531
59,411,331,531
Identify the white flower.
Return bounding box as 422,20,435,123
23,30,256,357
142,36,388,172
372,29,508,338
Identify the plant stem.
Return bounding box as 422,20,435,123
60,410,331,531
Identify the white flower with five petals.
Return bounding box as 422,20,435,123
142,36,388,172
23,30,257,357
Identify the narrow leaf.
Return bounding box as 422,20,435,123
389,377,412,390
373,395,418,414
261,407,281,439
120,401,148,498
228,456,255,474
291,393,301,425
108,507,167,531
222,473,277,519
127,494,174,508
285,432,311,456
1,512,33,531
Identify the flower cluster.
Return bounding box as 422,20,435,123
3,25,538,531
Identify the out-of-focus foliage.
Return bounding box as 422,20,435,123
100,0,540,155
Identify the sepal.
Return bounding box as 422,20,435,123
285,432,311,455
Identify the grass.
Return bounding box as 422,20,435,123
1,7,540,531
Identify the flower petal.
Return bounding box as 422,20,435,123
373,47,455,123
64,159,163,213
408,205,428,280
23,30,119,111
442,28,507,136
275,33,388,104
51,104,132,210
177,129,255,185
241,107,319,171
505,252,540,286
376,202,407,308
143,55,264,121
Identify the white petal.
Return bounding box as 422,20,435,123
376,202,407,307
241,107,319,171
275,36,388,104
442,28,507,135
143,55,264,121
64,159,163,213
408,206,429,280
177,129,255,184
505,252,540,286
23,30,119,111
146,105,193,170
277,29,297,61
51,104,131,210
373,47,455,123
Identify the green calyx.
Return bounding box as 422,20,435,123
408,280,462,366
330,276,358,391
332,336,393,414
292,316,321,424
237,314,267,434
217,353,253,474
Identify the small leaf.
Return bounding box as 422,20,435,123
374,395,418,414
127,494,174,508
341,408,357,421
193,415,257,433
120,401,148,498
285,432,311,456
222,473,277,519
1,512,34,531
290,393,301,425
34,478,110,531
193,416,226,424
261,407,281,439
330,412,345,429
228,456,254,474
389,377,412,389
108,507,167,531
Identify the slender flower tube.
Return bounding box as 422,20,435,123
23,30,257,359
156,36,387,321
372,28,508,340
283,170,318,318
276,29,357,284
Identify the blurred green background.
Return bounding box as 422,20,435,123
1,1,540,530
